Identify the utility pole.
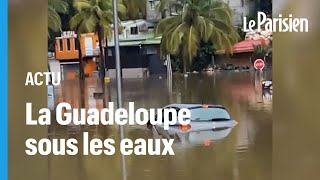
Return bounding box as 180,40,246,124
112,0,127,180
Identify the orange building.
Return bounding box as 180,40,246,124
55,31,101,60
54,31,101,77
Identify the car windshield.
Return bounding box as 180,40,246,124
190,107,231,121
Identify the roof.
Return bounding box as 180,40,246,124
107,30,161,47
216,38,270,54
164,104,225,109
110,19,148,28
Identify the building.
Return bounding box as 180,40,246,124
104,0,258,78
223,0,255,26
106,19,165,78
146,0,161,21
145,0,255,26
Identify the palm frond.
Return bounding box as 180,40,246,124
69,12,85,31
185,25,199,62
70,0,125,36
49,0,69,14
48,0,69,32
154,16,181,36
156,0,239,67
48,6,62,32
73,0,92,11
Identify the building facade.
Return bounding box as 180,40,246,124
224,0,255,26
145,0,255,26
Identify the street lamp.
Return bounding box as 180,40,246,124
112,0,127,180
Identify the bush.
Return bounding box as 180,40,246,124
170,55,182,73
191,42,213,72
251,45,270,61
170,42,214,73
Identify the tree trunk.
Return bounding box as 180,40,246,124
97,25,105,78
183,60,187,74
105,37,109,73
161,10,166,19
78,39,85,80
211,53,215,66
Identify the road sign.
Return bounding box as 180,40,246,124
254,59,265,70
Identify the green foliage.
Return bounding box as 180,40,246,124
155,0,240,72
170,55,183,73
191,42,213,72
171,42,214,72
60,0,76,31
252,44,271,60
70,0,126,37
122,0,146,20
48,0,69,32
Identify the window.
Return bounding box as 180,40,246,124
59,39,63,51
150,1,155,10
66,39,71,51
155,107,180,122
189,108,231,121
130,26,138,35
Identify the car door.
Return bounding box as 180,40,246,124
154,106,179,138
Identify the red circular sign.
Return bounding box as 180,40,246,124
254,59,265,70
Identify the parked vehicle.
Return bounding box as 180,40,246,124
149,104,238,145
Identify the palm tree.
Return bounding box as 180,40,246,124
155,0,240,73
48,0,69,32
122,0,146,20
70,0,126,78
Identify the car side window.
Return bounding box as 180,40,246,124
155,108,165,122
155,107,180,122
165,107,180,122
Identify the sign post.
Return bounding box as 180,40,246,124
112,0,127,179
254,59,265,70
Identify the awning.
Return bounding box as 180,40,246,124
216,38,269,54
233,39,269,53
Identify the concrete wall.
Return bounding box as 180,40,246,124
223,0,255,26
216,54,253,67
108,68,149,78
148,54,166,74
146,0,161,21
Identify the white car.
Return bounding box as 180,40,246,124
150,104,238,145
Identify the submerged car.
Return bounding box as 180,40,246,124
149,104,238,145
152,125,235,145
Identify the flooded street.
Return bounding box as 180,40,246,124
49,70,272,180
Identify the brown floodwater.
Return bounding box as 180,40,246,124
49,70,272,180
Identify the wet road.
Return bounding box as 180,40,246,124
49,70,272,180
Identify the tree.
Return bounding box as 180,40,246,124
48,0,69,32
70,0,126,78
155,0,240,73
122,0,146,20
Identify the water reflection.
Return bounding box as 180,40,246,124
49,70,272,180
153,127,235,146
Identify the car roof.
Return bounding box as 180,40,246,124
164,104,225,109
